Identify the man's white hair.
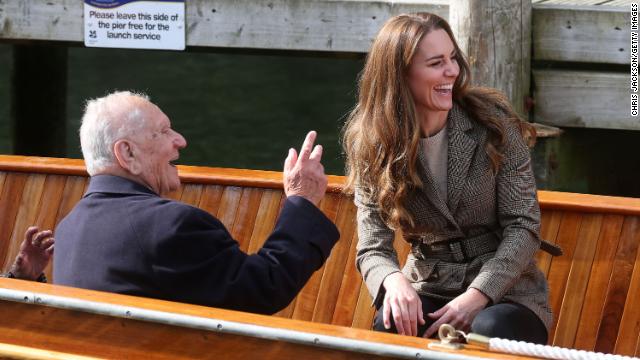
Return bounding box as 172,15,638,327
80,91,150,175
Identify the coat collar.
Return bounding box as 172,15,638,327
84,175,158,198
416,103,478,223
446,103,479,214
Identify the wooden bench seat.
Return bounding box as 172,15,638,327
1,155,639,357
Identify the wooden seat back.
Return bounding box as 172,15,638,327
0,155,639,356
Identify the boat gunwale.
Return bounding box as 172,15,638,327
1,154,639,215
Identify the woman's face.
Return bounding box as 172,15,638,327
407,29,460,118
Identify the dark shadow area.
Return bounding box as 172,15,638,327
65,46,363,175
533,127,640,197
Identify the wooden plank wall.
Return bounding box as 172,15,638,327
532,4,629,64
0,0,448,53
0,1,634,130
2,156,640,356
531,4,635,130
532,70,635,129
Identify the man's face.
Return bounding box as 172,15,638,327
134,103,187,195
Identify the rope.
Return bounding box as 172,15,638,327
489,338,639,360
436,324,640,360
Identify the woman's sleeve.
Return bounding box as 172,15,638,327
354,188,401,306
468,122,542,303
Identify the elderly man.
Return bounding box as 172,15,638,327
53,91,340,314
1,226,54,282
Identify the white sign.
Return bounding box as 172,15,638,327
84,0,185,50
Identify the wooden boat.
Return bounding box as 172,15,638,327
1,155,639,359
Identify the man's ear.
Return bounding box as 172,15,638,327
113,139,142,175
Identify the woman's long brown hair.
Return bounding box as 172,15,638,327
342,12,535,231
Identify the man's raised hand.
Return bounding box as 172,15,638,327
283,131,327,206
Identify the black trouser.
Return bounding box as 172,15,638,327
372,295,548,344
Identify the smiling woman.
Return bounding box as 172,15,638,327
406,29,460,136
342,12,552,344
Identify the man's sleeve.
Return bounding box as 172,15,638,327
146,196,340,314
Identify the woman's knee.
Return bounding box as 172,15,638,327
471,308,507,337
470,303,547,344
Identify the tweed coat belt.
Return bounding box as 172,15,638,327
413,232,500,263
354,103,554,331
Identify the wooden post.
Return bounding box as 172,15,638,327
10,44,67,157
449,0,532,116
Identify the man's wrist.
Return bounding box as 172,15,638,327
35,272,47,283
2,270,47,283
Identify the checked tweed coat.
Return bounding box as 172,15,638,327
354,103,553,331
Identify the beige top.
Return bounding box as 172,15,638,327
420,126,448,201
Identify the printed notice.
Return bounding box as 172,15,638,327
84,0,185,50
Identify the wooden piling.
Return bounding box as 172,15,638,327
449,0,532,116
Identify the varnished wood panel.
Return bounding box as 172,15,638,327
9,174,64,280
351,282,376,329
198,185,225,215
0,173,28,271
0,342,101,360
179,184,204,207
552,214,602,347
573,214,624,351
216,186,242,230
1,156,640,356
54,176,88,225
546,212,582,341
614,224,640,355
0,173,6,197
546,213,581,309
331,225,361,327
0,279,540,360
230,188,263,252
247,189,283,254
3,174,46,271
164,188,183,200
1,301,383,360
537,210,563,276
537,190,640,216
595,217,640,354
34,175,67,230
313,197,358,324
3,156,640,214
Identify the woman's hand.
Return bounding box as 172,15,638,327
423,288,489,338
382,272,426,336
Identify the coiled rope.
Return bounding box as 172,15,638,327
433,324,640,360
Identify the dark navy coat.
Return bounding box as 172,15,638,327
53,175,340,314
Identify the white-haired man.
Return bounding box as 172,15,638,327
53,91,339,314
